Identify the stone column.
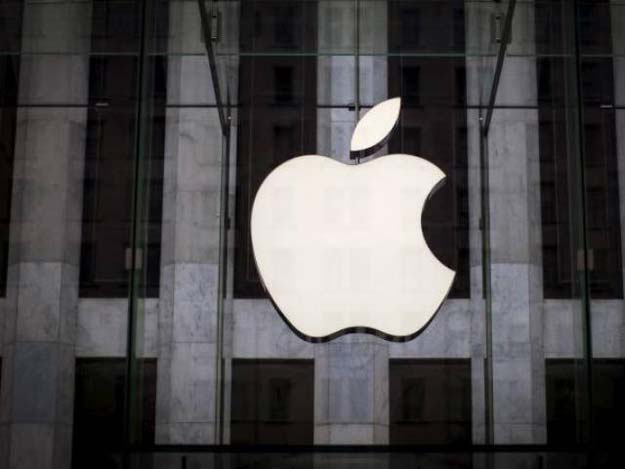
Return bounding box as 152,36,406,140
314,335,389,444
486,4,546,444
0,1,91,468
314,1,390,445
155,1,223,444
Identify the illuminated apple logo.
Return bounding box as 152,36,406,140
251,98,455,341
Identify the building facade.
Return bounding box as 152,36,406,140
0,0,624,468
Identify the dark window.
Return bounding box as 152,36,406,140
91,0,142,53
400,7,421,47
389,359,472,445
234,0,317,297
389,1,465,54
273,66,294,103
73,358,156,467
535,0,562,55
537,43,622,298
231,359,314,444
537,69,575,298
401,66,421,106
452,7,466,48
455,66,466,106
242,0,315,53
592,360,625,445
546,359,625,445
0,1,23,296
545,359,585,444
578,0,612,54
80,56,137,297
79,3,167,298
272,4,296,47
581,60,615,105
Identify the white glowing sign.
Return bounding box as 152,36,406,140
251,98,455,341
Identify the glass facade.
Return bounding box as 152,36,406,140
0,1,624,468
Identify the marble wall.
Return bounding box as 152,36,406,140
486,3,547,443
311,0,391,445
0,2,91,468
154,0,223,445
75,299,158,358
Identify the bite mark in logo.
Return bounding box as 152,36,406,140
251,98,455,342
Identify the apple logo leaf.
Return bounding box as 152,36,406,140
350,97,401,159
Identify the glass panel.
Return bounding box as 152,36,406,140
484,0,592,446
12,0,625,464
150,0,499,449
578,0,625,449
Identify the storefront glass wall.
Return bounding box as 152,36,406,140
0,1,624,468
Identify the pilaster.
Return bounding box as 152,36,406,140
155,0,223,444
0,1,91,467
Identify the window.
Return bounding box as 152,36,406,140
273,66,295,103
91,0,141,53
389,0,465,53
231,359,314,444
401,66,421,106
272,4,296,47
537,57,622,298
578,1,612,54
73,358,156,466
80,57,137,297
452,7,465,48
545,360,583,444
79,2,166,298
389,359,472,445
546,359,625,445
399,7,421,47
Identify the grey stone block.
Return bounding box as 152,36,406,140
12,343,58,423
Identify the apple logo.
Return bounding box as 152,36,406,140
250,97,456,342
